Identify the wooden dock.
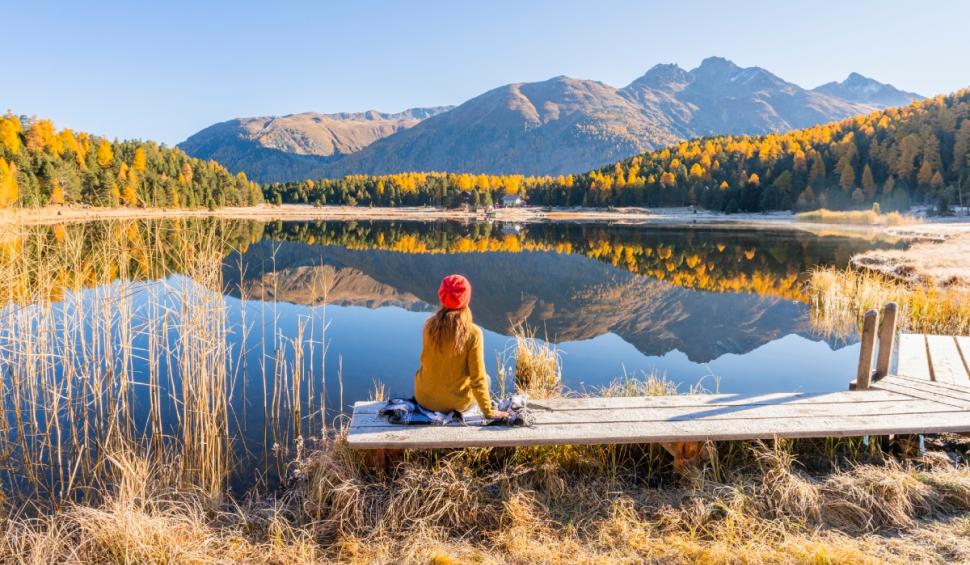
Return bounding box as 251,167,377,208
347,305,970,459
348,387,970,449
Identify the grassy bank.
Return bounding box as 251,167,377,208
4,430,970,563
852,233,970,287
809,267,970,337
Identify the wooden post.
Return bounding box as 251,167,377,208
662,441,707,476
365,448,404,473
366,449,387,470
890,434,922,459
855,309,878,391
874,303,898,380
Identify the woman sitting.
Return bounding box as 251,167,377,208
414,274,509,420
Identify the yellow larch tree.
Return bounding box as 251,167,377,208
0,158,19,207
109,182,121,206
133,147,147,172
25,119,63,155
50,180,65,205
0,115,23,153
179,162,193,186
123,174,139,206
96,140,114,167
689,163,705,180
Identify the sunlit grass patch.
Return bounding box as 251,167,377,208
809,266,970,337
599,370,716,397
795,208,918,226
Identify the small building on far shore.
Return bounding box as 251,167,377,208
501,194,524,208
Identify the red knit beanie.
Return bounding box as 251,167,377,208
438,274,471,310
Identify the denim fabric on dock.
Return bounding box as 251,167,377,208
378,395,530,427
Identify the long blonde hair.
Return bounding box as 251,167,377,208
425,307,474,354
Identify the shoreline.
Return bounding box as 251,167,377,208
3,203,960,231
0,203,797,226
4,205,970,266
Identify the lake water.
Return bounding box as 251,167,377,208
0,218,903,490
226,220,883,396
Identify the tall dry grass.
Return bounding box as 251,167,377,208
0,221,236,502
291,434,970,563
507,324,562,398
809,266,970,337
0,220,329,506
4,427,970,563
795,208,917,226
0,449,323,564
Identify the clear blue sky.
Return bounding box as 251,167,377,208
4,0,969,146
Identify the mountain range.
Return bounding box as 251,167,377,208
180,57,922,183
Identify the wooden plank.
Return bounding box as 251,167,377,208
878,374,970,398
896,333,931,381
875,303,898,380
957,336,970,367
884,373,970,398
349,399,957,428
874,376,970,408
958,336,970,382
350,389,915,414
349,408,370,430
927,335,969,386
871,379,970,410
855,309,878,390
346,410,970,449
958,336,970,362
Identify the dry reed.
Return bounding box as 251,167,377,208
0,219,325,505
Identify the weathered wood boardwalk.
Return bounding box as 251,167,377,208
896,332,970,387
348,386,970,449
347,306,970,454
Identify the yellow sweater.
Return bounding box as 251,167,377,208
414,324,494,418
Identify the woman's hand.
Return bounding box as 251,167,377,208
490,410,511,420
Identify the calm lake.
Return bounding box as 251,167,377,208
1,218,903,490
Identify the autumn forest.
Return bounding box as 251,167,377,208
0,115,263,209
3,89,970,213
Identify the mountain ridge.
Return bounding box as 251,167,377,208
180,58,922,182
813,72,923,107
178,106,453,183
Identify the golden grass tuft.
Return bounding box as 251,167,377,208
510,325,562,398
795,208,918,226
599,370,714,397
